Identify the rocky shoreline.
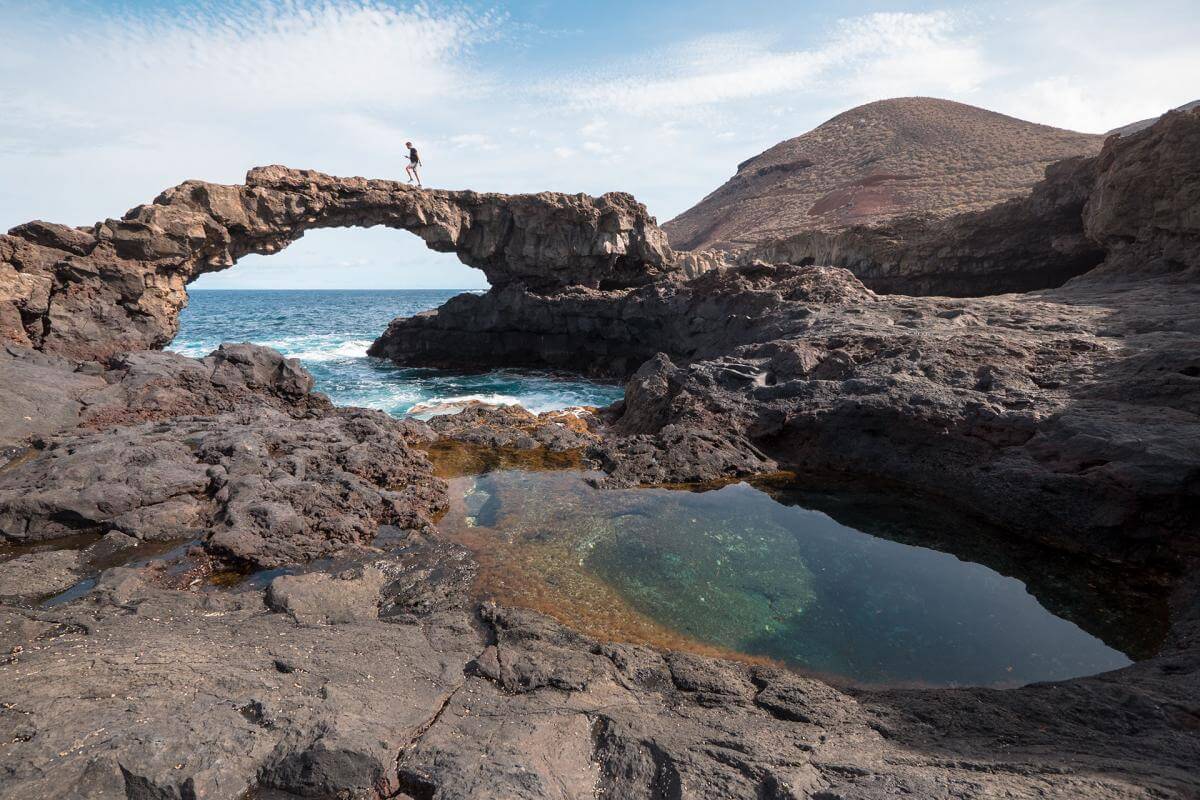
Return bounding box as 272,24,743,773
0,111,1198,798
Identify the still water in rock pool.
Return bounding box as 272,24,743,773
171,288,1133,688
172,290,624,415
438,468,1132,687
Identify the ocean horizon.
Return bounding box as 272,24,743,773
172,288,623,417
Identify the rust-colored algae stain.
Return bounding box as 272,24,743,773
436,472,780,670
420,437,788,668
418,439,585,479
0,446,40,476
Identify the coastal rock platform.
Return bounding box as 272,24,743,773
1,112,1199,798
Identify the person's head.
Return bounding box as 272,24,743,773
405,141,413,147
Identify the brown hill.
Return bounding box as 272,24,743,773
664,97,1104,252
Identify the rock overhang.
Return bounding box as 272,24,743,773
0,165,680,361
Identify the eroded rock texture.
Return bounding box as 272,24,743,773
2,549,1196,799
0,344,444,568
1,109,1199,800
376,110,1200,556
0,166,676,360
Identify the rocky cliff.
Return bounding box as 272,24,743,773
0,166,676,361
743,108,1200,295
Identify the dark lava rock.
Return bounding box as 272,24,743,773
0,167,677,361
0,344,446,570
265,567,386,625
425,404,601,453
0,550,81,601
1,108,1199,800
376,111,1200,557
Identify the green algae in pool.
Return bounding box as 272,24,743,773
440,469,1133,687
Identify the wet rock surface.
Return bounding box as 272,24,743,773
426,404,600,452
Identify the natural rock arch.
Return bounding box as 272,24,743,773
0,166,678,360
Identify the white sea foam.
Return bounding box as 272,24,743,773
407,393,525,419
282,338,374,361
171,291,625,418
167,336,374,362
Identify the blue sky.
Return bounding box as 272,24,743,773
2,0,1197,289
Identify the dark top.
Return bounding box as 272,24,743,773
408,147,420,164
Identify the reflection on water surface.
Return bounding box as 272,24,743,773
439,468,1136,687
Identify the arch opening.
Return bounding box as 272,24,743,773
172,226,623,418
188,226,488,292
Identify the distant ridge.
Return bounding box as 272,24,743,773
663,97,1104,252
1108,99,1200,137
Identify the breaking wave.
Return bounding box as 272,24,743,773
171,289,623,417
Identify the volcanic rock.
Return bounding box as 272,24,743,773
2,103,1200,800
0,344,445,569
265,567,387,625
0,167,677,361
0,550,81,601
1,555,1195,798
1108,98,1200,137
374,110,1200,556
663,97,1104,252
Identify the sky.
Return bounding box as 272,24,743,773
2,0,1197,290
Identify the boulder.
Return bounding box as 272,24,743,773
266,567,387,625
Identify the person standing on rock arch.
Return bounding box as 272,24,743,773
405,141,423,187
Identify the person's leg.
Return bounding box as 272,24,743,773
405,164,415,182
413,165,422,187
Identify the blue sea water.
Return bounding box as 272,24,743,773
171,290,624,416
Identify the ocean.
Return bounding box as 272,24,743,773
171,289,624,416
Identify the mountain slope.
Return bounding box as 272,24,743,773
664,97,1104,252
1108,99,1200,137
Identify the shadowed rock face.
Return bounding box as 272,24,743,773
0,165,676,360
743,108,1200,296
745,153,1105,296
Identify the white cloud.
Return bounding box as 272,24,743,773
580,120,608,138
447,133,497,150
2,0,1198,292
0,2,496,149
0,1,503,231
554,13,989,115
985,4,1200,132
